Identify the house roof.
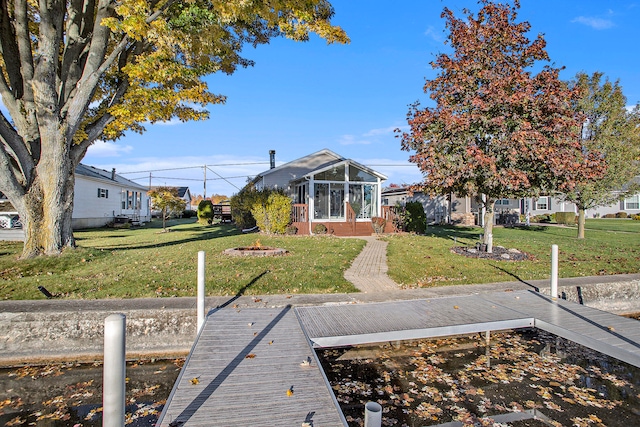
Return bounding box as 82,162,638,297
300,158,387,181
253,149,344,181
76,164,148,190
252,148,387,185
149,186,191,198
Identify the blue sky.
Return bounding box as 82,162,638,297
82,0,640,198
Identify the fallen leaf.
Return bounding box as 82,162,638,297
190,377,199,385
245,353,256,359
287,387,294,397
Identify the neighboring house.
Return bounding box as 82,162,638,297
0,164,151,234
250,149,389,235
150,186,192,217
73,164,151,228
381,187,448,224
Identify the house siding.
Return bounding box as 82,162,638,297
73,166,150,229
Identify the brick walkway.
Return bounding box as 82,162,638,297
343,236,400,293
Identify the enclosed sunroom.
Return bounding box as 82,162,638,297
251,149,393,236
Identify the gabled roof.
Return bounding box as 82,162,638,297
254,148,344,180
150,186,191,198
252,148,387,184
302,158,387,181
76,164,148,190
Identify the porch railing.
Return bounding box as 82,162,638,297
291,204,308,223
381,205,400,232
346,202,356,233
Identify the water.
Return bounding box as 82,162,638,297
0,359,183,426
317,329,640,427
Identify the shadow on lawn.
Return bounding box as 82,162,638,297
209,270,269,314
86,224,241,251
490,264,540,291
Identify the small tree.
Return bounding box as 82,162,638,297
251,193,292,234
563,72,640,238
404,202,427,234
230,186,271,230
148,187,186,231
197,200,215,225
400,0,600,252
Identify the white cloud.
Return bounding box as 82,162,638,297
86,140,134,157
424,25,443,43
571,16,615,30
86,154,269,197
339,134,372,146
355,157,423,186
363,126,399,137
341,125,408,146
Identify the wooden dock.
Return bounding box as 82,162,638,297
157,290,640,426
157,305,346,427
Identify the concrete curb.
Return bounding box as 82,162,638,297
1,274,639,367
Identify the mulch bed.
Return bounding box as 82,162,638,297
451,245,532,261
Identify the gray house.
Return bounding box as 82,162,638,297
250,149,389,235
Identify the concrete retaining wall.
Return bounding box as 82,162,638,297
0,307,196,366
1,276,638,367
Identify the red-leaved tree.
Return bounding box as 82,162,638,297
400,0,604,252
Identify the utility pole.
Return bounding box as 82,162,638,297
203,165,207,199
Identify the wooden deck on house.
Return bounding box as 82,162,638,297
157,290,640,426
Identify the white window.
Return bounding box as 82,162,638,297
495,199,510,206
624,195,639,210
536,197,550,211
97,188,109,198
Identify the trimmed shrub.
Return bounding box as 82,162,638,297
404,201,427,234
633,214,640,221
182,209,196,218
602,213,617,219
251,192,292,234
371,216,386,234
533,214,552,223
229,186,272,230
555,212,576,225
285,225,298,235
616,212,629,218
313,223,327,234
197,200,214,224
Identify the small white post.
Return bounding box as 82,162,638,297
197,251,206,334
550,244,558,299
364,401,382,427
103,314,126,427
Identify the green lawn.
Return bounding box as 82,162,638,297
0,219,363,300
386,224,640,288
1,220,638,300
584,218,640,233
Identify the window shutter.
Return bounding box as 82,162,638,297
548,197,552,211
105,189,109,198
97,188,101,197
621,200,625,210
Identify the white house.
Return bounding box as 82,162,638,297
72,164,150,228
250,149,389,235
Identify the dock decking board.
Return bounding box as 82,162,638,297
157,306,346,427
158,290,640,426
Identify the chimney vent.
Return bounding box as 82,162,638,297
269,150,276,169
111,168,116,180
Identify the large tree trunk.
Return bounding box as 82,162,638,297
577,208,586,239
483,208,494,254
18,139,76,259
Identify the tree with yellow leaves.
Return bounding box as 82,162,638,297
0,0,348,258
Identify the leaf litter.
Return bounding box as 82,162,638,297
0,358,183,426
317,329,639,427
